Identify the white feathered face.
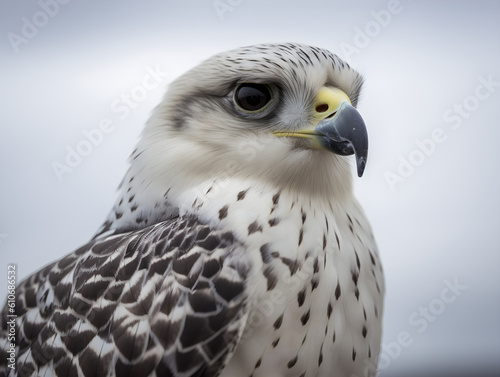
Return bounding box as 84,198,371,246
135,43,367,198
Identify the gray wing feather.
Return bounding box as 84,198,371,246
0,215,251,377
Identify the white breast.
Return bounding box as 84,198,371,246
184,179,384,377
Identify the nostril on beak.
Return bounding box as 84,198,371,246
315,104,329,113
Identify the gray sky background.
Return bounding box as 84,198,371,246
1,1,499,376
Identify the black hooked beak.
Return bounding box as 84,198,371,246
314,102,369,177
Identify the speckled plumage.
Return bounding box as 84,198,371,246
1,43,384,377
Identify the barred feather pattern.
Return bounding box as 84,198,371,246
0,216,251,377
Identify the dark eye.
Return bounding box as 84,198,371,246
234,83,272,112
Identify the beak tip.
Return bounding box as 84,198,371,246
357,158,366,177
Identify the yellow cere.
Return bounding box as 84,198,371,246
312,87,351,124
273,87,351,139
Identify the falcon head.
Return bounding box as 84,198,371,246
132,43,366,202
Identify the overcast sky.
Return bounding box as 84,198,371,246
1,1,499,376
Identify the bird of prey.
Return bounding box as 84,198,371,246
0,43,384,377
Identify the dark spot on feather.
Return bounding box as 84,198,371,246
172,252,200,275
24,287,37,308
237,189,248,201
53,312,78,333
191,198,200,208
297,287,307,307
62,330,94,355
335,281,341,300
132,150,144,160
311,278,319,291
196,226,210,241
104,282,124,302
218,205,229,220
268,218,279,227
189,290,217,313
198,235,220,251
352,270,359,286
273,314,283,330
287,355,298,368
54,357,74,377
79,279,110,301
158,288,181,317
213,277,243,302
248,221,263,235
71,296,91,316
280,257,299,275
301,309,310,325
202,258,221,278
272,192,280,205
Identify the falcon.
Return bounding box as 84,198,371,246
0,43,384,377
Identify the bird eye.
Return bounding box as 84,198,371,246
234,83,272,113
